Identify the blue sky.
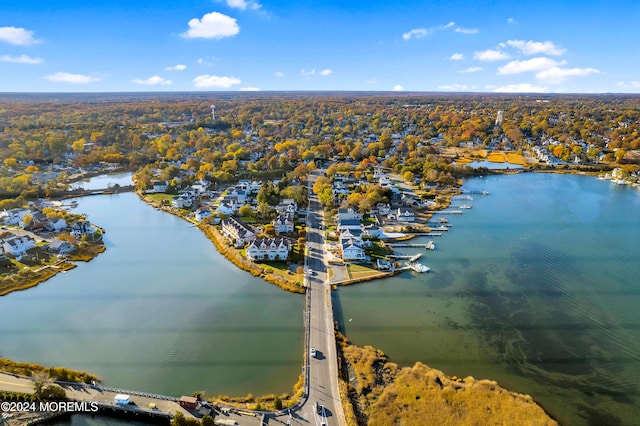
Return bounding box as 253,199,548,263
1,0,639,93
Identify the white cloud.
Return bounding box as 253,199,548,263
616,81,640,89
166,64,186,71
1,54,43,64
507,40,566,56
239,86,260,91
443,21,455,29
225,0,262,10
132,75,172,85
403,28,427,40
459,67,482,73
507,18,516,24
493,83,548,93
474,49,509,61
455,27,478,34
301,69,331,77
43,72,100,84
392,85,404,91
0,26,40,46
274,71,284,77
193,74,241,88
536,67,601,83
182,12,239,39
438,84,469,91
450,53,464,61
498,57,565,75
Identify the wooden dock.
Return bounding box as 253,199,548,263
388,253,423,261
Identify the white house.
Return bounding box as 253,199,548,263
1,208,31,225
337,218,362,234
273,213,294,234
195,209,212,222
363,224,382,238
341,237,366,261
2,235,36,257
276,199,298,214
216,202,236,216
45,218,68,232
396,207,415,222
45,239,74,254
221,217,255,247
246,237,291,261
152,181,168,193
172,193,193,209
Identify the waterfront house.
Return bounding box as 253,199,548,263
273,213,294,234
246,237,291,261
396,207,415,222
45,218,68,232
340,236,366,261
151,181,168,193
221,217,255,247
2,235,36,257
71,220,95,236
172,193,193,209
45,239,74,254
195,209,212,222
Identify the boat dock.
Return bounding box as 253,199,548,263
428,210,463,214
388,253,423,261
388,243,435,249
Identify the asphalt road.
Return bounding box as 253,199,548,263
286,171,345,426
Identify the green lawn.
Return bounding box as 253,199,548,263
146,193,174,204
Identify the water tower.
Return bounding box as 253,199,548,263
211,104,216,120
495,110,503,126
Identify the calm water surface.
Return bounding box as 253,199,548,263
338,173,640,426
0,187,303,397
70,172,134,190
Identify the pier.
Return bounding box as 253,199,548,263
388,240,435,250
388,253,423,261
462,189,490,195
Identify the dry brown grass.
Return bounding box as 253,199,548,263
337,334,557,426
487,151,527,165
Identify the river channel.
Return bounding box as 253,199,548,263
338,172,640,425
0,173,304,398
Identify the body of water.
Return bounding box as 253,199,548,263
338,173,640,425
456,159,524,169
0,188,303,397
70,172,134,190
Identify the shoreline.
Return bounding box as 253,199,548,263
138,192,305,294
0,244,105,298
